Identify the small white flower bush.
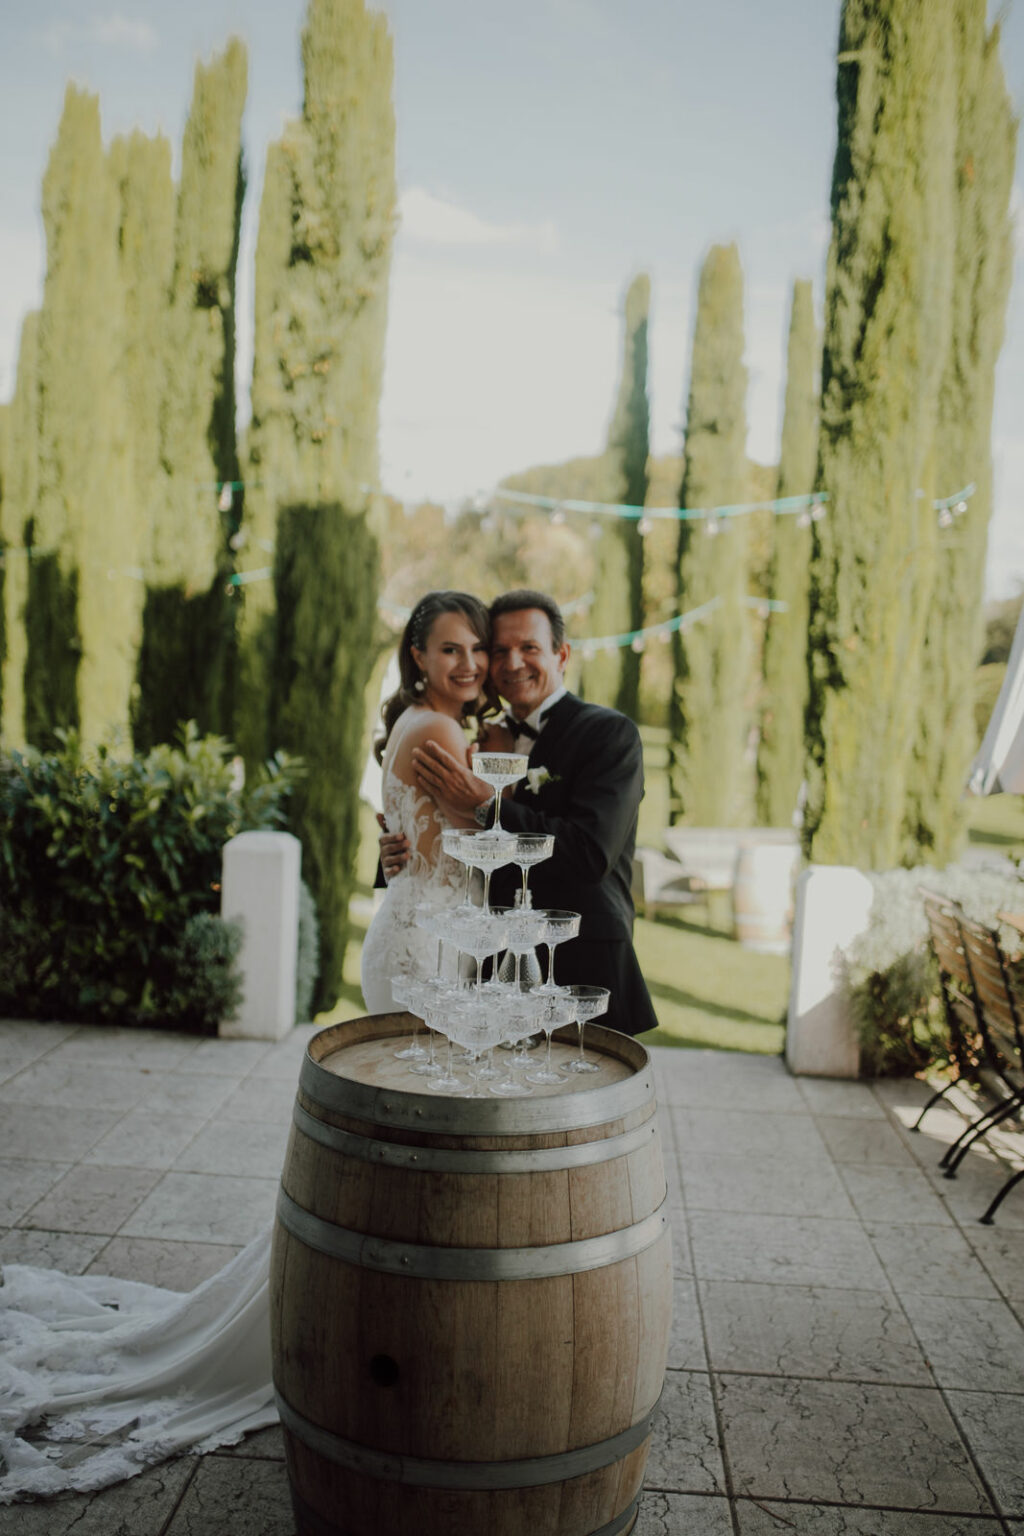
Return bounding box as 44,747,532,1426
844,861,1024,1077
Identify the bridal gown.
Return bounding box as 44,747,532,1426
0,766,462,1503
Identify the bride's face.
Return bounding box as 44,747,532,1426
411,611,489,714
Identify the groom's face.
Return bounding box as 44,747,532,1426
490,608,570,719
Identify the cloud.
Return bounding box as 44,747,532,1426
92,15,159,52
40,14,159,54
399,188,558,255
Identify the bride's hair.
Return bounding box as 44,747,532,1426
375,590,499,763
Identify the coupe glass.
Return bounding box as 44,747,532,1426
439,907,510,990
510,833,555,907
560,984,610,1074
533,909,582,994
490,992,548,1096
441,827,478,910
452,831,515,913
472,753,530,836
421,993,472,1094
525,992,578,1086
499,905,548,992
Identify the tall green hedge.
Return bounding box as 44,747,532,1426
669,243,751,826
0,312,40,747
805,0,956,869
902,2,1017,864
582,273,650,717
756,278,818,826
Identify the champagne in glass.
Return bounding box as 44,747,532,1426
472,753,529,836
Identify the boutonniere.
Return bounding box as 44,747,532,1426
524,767,560,794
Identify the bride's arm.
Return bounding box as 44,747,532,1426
388,713,482,861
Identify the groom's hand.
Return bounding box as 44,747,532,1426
412,742,491,816
377,813,410,881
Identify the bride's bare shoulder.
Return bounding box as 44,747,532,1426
388,708,467,773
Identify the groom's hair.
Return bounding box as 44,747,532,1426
490,589,566,648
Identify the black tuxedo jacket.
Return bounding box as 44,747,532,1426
491,693,659,1037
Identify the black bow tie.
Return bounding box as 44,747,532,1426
504,714,539,740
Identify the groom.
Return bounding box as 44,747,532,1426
384,588,658,1038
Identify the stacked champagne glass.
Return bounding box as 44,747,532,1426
389,754,610,1096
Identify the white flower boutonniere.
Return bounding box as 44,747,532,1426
524,767,560,795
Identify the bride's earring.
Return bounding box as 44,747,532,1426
414,675,426,694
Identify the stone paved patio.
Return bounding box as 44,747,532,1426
1,1019,1023,1535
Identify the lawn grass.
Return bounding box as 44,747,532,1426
317,733,1024,1058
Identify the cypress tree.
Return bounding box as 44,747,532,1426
28,86,140,749
804,0,956,869
668,243,751,826
582,273,650,717
134,40,247,750
755,278,818,826
241,0,396,1008
902,4,1016,864
0,313,41,747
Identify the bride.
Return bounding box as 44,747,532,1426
0,590,499,1504
361,590,499,1012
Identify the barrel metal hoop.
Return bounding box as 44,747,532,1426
276,1186,670,1280
288,1486,639,1536
292,1099,658,1173
299,1054,656,1135
275,1388,659,1490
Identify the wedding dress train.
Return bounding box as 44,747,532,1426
1,761,463,1502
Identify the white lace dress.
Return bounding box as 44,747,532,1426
360,767,466,1012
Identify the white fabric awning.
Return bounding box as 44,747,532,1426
968,601,1024,795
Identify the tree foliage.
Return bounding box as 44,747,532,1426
805,0,957,868
581,273,650,717
669,243,752,826
756,278,818,826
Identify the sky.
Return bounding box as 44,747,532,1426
1,0,1022,594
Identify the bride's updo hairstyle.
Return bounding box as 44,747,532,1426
374,590,498,763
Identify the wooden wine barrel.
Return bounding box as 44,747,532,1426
270,1013,672,1536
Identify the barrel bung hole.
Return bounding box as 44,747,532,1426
369,1354,400,1388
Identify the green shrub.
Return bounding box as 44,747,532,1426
0,722,301,1029
844,862,1024,1077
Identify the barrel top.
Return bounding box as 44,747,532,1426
300,1015,655,1135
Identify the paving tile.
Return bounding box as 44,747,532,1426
636,1490,734,1535
688,1212,890,1291
815,1115,917,1167
218,1075,298,1125
0,1226,109,1273
655,1052,803,1114
667,1277,706,1370
796,1078,889,1119
87,1236,243,1291
716,1374,994,1513
947,1390,1024,1519
0,1455,197,1534
669,1105,828,1160
43,1025,205,1070
700,1280,932,1385
734,1503,1005,1534
0,1156,72,1224
133,1072,239,1118
249,1023,320,1079
209,1425,286,1461
176,1038,273,1076
966,1224,1024,1300
163,1452,293,1535
0,1061,152,1112
925,1160,1024,1230
644,1370,725,1495
838,1163,956,1226
172,1118,290,1180
866,1222,1001,1299
120,1172,278,1245
899,1292,1024,1393
81,1112,208,1171
23,1163,161,1235
681,1149,856,1220
0,1102,119,1161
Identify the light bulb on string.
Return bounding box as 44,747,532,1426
938,508,954,529
630,635,646,653
637,517,654,536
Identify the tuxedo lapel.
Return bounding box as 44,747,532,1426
512,692,581,796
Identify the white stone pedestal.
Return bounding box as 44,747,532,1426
220,831,301,1040
786,865,875,1078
